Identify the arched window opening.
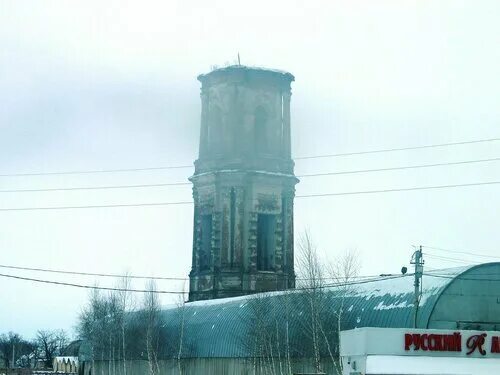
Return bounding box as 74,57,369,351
257,214,276,271
200,214,213,270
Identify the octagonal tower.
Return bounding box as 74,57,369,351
188,65,298,301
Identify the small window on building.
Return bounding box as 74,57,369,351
257,214,276,271
254,106,268,153
200,214,213,270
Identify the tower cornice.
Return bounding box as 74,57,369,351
198,65,295,84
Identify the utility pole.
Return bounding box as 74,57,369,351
411,246,424,328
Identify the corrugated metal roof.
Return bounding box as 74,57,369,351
161,265,483,358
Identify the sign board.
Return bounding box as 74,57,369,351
340,328,500,375
405,331,500,356
341,327,500,359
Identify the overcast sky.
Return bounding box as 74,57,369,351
1,0,499,338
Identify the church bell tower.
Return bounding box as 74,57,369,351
188,65,298,301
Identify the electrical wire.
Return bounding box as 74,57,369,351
0,182,191,193
3,268,498,296
0,263,384,282
0,264,188,281
295,181,500,199
2,137,499,177
296,157,500,178
425,253,500,263
294,137,500,160
0,164,193,177
424,253,480,265
0,201,193,212
422,245,500,260
4,157,500,194
1,180,499,211
0,272,187,294
0,271,406,294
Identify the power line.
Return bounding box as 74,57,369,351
0,181,190,193
0,272,187,294
295,181,500,199
0,201,192,212
424,253,476,263
296,157,500,178
1,180,499,211
0,263,383,282
321,274,406,288
3,268,498,296
294,137,500,160
2,137,499,177
0,271,405,294
4,156,500,194
0,164,193,177
424,253,480,265
0,264,188,281
422,245,500,260
424,254,500,267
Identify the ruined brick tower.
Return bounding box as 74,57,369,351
188,65,298,301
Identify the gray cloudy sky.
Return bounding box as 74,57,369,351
1,0,499,338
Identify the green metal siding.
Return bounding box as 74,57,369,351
427,263,500,330
159,264,500,358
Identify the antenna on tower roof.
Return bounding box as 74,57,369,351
237,52,241,66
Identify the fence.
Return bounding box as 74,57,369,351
90,358,340,375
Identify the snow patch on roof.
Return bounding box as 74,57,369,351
351,266,471,306
373,300,412,311
164,266,473,312
54,356,78,364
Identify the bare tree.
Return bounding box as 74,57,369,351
106,292,120,375
176,284,187,375
327,250,360,374
36,329,68,368
77,288,110,375
116,274,134,375
54,330,69,356
296,230,325,373
78,278,141,375
247,293,270,375
17,339,37,368
278,291,293,375
142,279,162,375
0,332,34,368
245,292,291,375
296,230,361,375
175,290,187,375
